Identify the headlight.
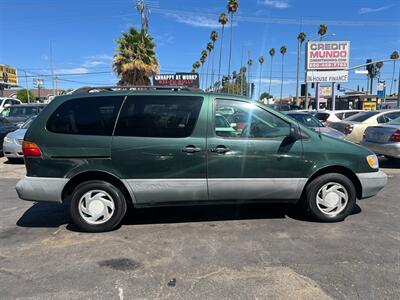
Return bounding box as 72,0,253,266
366,154,379,169
3,136,12,143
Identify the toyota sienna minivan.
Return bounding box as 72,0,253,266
16,87,387,232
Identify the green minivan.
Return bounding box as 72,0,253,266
16,87,387,232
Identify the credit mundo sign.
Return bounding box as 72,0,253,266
307,41,350,70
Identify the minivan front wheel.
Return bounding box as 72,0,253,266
70,180,127,232
304,173,356,222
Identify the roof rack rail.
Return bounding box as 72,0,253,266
71,85,201,94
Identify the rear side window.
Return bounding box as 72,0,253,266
115,96,203,138
47,96,124,135
314,113,330,122
334,112,344,120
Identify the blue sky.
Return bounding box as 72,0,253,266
1,0,399,97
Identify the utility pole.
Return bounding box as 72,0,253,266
331,82,336,110
397,68,400,109
50,40,55,96
304,42,308,109
24,70,30,103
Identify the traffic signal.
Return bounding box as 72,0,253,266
301,84,306,96
337,84,341,90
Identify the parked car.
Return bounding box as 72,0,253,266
361,116,400,159
285,111,345,139
330,110,400,144
314,110,364,125
0,97,21,113
1,103,46,127
0,117,18,154
2,116,36,162
16,87,387,232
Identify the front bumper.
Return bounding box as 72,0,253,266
360,140,400,158
2,140,23,158
16,176,69,203
356,171,388,199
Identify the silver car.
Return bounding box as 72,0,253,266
3,116,36,161
286,111,345,139
361,116,400,159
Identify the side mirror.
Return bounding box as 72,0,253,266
289,125,303,141
230,123,237,129
4,104,10,108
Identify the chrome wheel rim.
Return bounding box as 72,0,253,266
316,182,348,216
78,190,115,225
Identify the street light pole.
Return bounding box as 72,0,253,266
24,70,30,103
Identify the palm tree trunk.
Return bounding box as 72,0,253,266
206,53,210,91
248,66,251,97
296,40,301,106
268,56,273,95
227,13,234,81
258,64,263,99
280,55,284,101
390,61,396,95
218,25,225,87
211,45,215,90
200,64,204,89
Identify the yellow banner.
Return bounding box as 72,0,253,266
0,65,18,86
362,102,377,111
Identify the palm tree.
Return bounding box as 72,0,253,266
258,56,265,98
227,0,239,80
200,50,208,89
390,51,399,95
210,30,218,88
192,61,201,74
113,26,159,85
247,58,253,97
296,32,306,106
206,42,214,90
279,46,287,101
318,24,328,40
268,48,275,95
218,13,228,86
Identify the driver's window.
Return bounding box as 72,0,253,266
215,99,290,138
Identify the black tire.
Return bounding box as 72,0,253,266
70,180,127,232
303,173,356,222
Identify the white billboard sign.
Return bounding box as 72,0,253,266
306,70,349,83
307,41,350,70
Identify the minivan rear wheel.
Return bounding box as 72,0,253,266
303,173,356,222
70,180,127,232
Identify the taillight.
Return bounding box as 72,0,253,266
22,141,42,157
389,130,400,142
344,124,354,135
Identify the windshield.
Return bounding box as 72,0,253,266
345,111,380,122
1,106,41,118
388,116,400,125
289,113,324,128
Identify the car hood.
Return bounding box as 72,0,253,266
315,127,346,139
5,128,27,139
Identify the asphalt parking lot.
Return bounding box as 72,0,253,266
0,157,399,299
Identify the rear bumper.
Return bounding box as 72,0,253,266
16,176,69,203
356,171,387,199
360,140,400,158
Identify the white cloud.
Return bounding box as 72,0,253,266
358,6,391,14
154,33,174,46
164,13,236,28
82,54,113,68
55,67,89,75
258,0,290,9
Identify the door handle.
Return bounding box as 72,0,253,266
210,146,230,154
182,145,201,153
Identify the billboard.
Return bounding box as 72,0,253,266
0,65,18,87
153,73,199,88
307,41,350,70
306,70,348,83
